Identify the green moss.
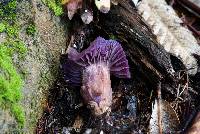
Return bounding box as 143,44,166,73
0,0,27,127
109,34,117,40
42,0,63,16
0,23,5,32
0,40,27,127
6,24,19,37
11,104,25,128
0,0,17,22
26,23,37,36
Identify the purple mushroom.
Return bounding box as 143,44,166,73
62,37,130,116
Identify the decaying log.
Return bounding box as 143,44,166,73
94,0,177,93
171,0,200,37
177,0,200,17
186,112,200,133
67,0,178,94
36,0,200,133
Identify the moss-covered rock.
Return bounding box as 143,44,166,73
0,0,27,129
0,0,67,133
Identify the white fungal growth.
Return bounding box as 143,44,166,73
132,0,140,6
95,0,110,13
137,0,200,75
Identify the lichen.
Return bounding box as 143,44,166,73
42,0,63,16
26,23,37,36
0,0,27,127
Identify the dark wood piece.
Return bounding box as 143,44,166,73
95,0,177,93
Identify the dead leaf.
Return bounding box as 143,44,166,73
137,0,200,75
